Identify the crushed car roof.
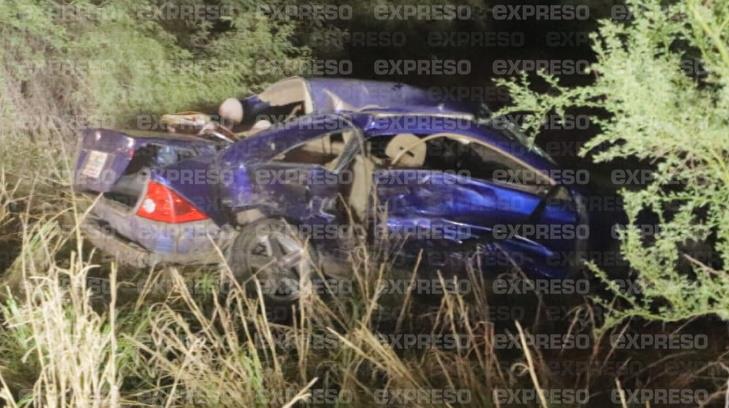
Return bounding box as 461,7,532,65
302,77,477,115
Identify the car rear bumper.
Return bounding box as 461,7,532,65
81,197,231,267
81,217,222,267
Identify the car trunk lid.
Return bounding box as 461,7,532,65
74,128,216,205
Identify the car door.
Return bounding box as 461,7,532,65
375,168,543,238
248,128,359,225
373,133,580,278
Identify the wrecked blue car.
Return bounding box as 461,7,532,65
75,77,589,303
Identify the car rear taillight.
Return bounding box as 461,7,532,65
136,181,208,223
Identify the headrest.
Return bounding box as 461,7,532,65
385,133,426,167
219,98,244,124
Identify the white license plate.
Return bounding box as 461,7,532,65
82,150,109,179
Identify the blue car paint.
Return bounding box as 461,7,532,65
76,78,590,277
75,128,216,193
152,111,584,278
304,78,477,114
373,167,578,278
216,114,352,212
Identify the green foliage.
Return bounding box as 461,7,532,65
496,0,729,327
0,0,308,135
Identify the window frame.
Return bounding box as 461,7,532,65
370,132,556,193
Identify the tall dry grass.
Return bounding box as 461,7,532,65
0,198,119,407
0,174,531,406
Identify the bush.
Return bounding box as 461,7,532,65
495,0,729,327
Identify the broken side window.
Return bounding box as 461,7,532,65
368,133,552,192
271,129,356,168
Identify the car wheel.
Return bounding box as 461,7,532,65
227,218,314,306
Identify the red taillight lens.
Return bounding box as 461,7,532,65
136,181,208,223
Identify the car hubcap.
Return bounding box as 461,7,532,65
246,229,309,302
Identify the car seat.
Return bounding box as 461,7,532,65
385,133,426,167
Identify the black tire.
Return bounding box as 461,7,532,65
226,218,315,307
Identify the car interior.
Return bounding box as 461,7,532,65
369,133,554,194
267,128,373,222
244,78,311,132
272,130,355,169
215,77,313,137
